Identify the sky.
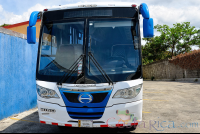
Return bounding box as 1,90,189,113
0,0,199,49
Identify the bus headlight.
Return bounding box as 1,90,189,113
113,84,142,99
37,85,59,99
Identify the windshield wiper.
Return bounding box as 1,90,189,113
88,52,113,85
57,54,84,85
57,52,113,85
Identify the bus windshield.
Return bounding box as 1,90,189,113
86,18,141,83
37,8,142,84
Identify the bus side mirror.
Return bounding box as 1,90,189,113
27,11,39,44
27,26,36,44
139,3,154,38
143,18,154,38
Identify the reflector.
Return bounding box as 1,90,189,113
132,4,137,8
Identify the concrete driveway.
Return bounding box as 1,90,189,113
0,81,200,133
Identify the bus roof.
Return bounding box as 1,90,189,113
47,2,138,11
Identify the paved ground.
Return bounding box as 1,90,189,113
0,81,200,133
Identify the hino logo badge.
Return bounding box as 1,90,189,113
78,94,93,103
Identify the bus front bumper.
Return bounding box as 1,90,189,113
37,100,143,128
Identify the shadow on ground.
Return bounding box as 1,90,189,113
1,111,136,133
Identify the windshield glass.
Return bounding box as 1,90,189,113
36,8,141,83
38,20,84,79
86,18,141,83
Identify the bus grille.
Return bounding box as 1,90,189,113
61,90,112,120
63,92,108,103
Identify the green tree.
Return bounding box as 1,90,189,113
142,34,170,65
154,22,200,58
142,22,200,65
0,23,10,27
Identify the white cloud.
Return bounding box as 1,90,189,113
0,1,199,49
1,1,200,27
0,5,3,12
22,4,48,22
149,5,200,28
0,4,48,25
138,4,200,49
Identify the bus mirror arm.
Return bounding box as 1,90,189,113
139,3,154,38
27,11,40,44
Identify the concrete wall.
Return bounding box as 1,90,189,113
4,20,41,38
0,27,38,120
143,59,200,80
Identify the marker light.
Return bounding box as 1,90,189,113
37,85,59,99
44,9,48,11
132,4,137,8
113,84,142,99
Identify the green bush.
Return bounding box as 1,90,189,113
151,76,155,81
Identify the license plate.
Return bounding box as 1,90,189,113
78,120,93,128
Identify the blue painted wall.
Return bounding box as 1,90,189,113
0,32,38,120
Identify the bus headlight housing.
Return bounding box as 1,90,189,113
37,85,59,99
113,84,142,99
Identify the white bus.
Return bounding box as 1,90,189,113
27,2,153,129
